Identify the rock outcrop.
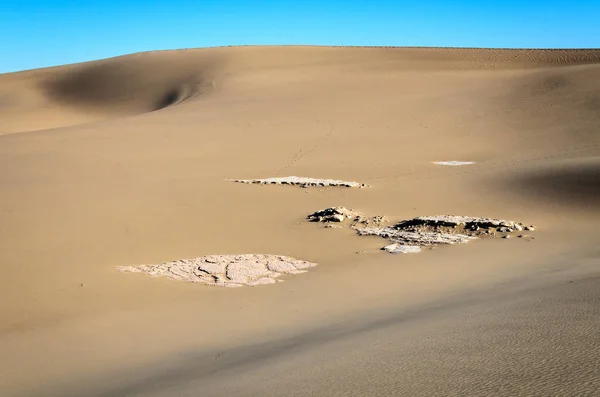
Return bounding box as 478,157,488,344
307,207,391,228
352,215,389,228
357,215,535,253
393,215,531,234
230,176,366,188
307,207,361,223
117,254,317,287
307,209,535,254
356,226,476,245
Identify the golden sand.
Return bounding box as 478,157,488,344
1,46,599,396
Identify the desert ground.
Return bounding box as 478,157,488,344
1,47,599,396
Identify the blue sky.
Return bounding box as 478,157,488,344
1,0,599,73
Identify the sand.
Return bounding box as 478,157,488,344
1,46,599,396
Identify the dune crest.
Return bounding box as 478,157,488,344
2,46,600,135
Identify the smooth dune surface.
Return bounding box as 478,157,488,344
1,46,599,396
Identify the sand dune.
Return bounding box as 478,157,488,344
1,46,599,396
2,47,600,135
0,50,221,134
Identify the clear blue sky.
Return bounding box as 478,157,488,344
1,0,599,73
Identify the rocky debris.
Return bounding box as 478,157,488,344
383,243,422,254
307,207,361,223
395,215,525,230
518,234,535,240
351,215,389,228
230,176,366,188
308,208,535,254
356,215,535,253
332,214,345,222
307,207,390,229
391,216,536,238
433,161,475,166
117,254,317,288
357,226,476,245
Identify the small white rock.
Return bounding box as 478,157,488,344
383,243,422,254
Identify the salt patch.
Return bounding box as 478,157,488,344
433,161,475,166
117,254,317,287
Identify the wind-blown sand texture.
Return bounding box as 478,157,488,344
1,47,600,397
117,254,317,287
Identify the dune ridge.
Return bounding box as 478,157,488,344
2,46,600,135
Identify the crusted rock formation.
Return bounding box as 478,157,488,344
117,254,317,287
393,216,531,234
307,207,391,228
383,243,422,254
356,215,534,253
307,207,361,223
307,208,535,254
351,215,389,228
230,176,366,188
356,226,476,245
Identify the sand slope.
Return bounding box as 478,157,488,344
1,47,599,396
2,47,600,135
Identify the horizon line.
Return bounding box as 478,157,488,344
3,44,600,75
